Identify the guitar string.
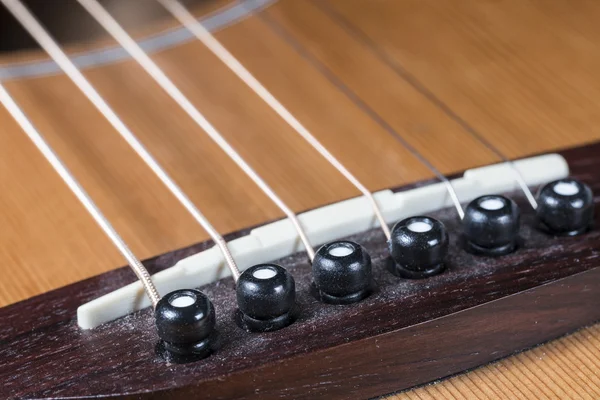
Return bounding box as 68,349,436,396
314,0,539,210
1,0,244,281
74,0,317,261
0,3,540,311
152,0,394,239
246,1,466,220
0,82,161,306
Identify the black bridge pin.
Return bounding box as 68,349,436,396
388,216,449,279
536,178,594,236
155,289,216,361
463,195,521,256
236,264,297,332
312,240,373,305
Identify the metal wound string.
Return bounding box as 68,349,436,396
0,82,161,306
249,5,466,220
315,0,538,210
155,0,393,240
76,0,316,261
1,0,243,281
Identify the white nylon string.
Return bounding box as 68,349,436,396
155,0,393,239
0,82,161,306
76,0,317,260
1,0,243,281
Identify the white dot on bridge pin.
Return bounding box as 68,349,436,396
328,244,354,257
252,267,277,280
553,181,579,196
169,294,196,308
480,198,505,211
407,221,433,233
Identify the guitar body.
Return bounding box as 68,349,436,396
1,0,599,398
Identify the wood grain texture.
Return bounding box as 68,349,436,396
1,143,599,399
0,0,599,398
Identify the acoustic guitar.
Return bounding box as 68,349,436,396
1,0,599,398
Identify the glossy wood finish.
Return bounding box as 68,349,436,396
0,142,598,399
1,0,600,398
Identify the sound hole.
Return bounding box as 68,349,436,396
0,0,209,53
